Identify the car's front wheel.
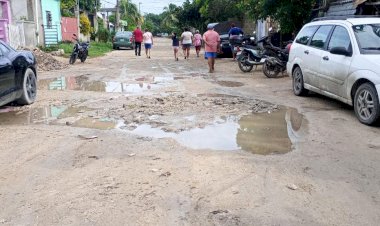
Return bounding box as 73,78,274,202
292,67,308,96
354,83,380,125
17,68,37,105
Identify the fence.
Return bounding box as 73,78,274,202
7,21,37,49
61,17,78,42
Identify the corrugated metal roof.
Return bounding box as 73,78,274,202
326,0,357,16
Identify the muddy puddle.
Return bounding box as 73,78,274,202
0,105,121,130
38,75,175,94
215,81,245,87
126,108,306,155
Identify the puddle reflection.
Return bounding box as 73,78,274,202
38,75,173,93
128,108,306,155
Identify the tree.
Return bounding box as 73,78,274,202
120,0,142,29
241,0,316,33
161,4,180,32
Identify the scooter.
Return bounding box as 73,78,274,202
69,34,90,64
236,36,265,73
261,36,292,78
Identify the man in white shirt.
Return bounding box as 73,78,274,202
180,28,193,59
143,29,154,58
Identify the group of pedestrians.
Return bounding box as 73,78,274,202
132,26,153,59
170,25,221,73
132,23,241,73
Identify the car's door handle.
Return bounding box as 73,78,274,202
323,56,329,61
304,50,309,54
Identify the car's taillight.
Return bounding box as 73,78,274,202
130,37,133,42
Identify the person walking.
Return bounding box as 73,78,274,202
228,23,244,60
203,24,220,73
143,28,153,58
193,30,202,57
172,32,180,61
132,26,143,56
180,28,193,59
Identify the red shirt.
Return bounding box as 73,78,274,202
203,30,220,53
133,29,143,42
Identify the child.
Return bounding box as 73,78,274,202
172,32,179,61
194,30,202,57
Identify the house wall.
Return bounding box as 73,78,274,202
0,0,11,43
61,17,78,42
10,0,35,21
41,0,61,42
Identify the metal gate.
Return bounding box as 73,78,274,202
43,24,58,46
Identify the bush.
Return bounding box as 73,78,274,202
80,14,91,35
96,28,111,42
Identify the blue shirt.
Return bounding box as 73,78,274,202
228,27,244,36
172,36,179,46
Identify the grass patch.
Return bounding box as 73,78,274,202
57,42,113,58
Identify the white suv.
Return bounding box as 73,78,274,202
287,17,380,125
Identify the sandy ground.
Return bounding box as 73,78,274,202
0,38,380,226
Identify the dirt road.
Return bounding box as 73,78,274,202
1,38,380,226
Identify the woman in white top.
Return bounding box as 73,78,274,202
180,27,193,59
143,29,154,58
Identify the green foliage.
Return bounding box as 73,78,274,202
57,42,112,58
79,0,100,12
80,13,91,35
61,0,76,17
96,28,111,42
241,0,316,33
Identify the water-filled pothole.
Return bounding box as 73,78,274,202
126,108,306,155
0,106,121,130
215,81,244,87
38,75,173,93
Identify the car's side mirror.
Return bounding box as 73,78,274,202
330,47,352,57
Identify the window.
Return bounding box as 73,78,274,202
46,11,52,28
328,26,351,51
295,26,318,45
353,24,380,54
310,25,333,49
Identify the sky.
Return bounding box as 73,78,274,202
100,0,186,15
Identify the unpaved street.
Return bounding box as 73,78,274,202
1,38,380,226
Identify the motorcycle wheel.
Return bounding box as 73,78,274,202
69,54,77,64
238,55,254,73
80,53,88,63
262,61,280,78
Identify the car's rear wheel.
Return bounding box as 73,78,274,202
354,83,380,125
292,67,308,96
17,68,37,105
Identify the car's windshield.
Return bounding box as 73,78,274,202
116,31,132,37
353,23,380,54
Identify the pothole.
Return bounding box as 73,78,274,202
38,75,174,94
124,107,307,155
214,81,244,87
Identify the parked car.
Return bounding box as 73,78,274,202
207,22,242,58
287,16,380,125
0,41,37,107
112,31,134,50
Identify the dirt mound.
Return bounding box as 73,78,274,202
33,49,68,72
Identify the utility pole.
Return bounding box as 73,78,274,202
76,0,80,37
139,2,142,14
116,0,120,32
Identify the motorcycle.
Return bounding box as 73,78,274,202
236,36,265,73
69,34,90,64
260,36,292,78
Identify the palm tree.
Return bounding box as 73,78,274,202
120,0,142,26
161,4,180,31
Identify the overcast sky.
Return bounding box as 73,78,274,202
101,0,186,14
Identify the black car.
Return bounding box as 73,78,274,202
208,21,243,58
0,41,37,107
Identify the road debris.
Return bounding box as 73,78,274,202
78,135,98,140
286,184,298,190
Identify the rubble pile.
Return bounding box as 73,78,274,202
32,48,68,72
